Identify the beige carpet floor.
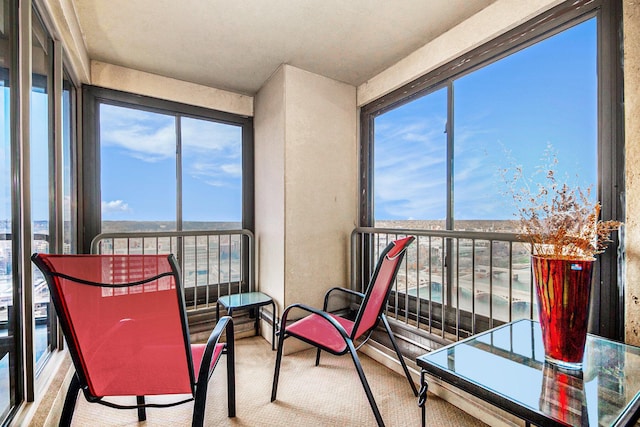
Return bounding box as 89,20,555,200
69,337,488,426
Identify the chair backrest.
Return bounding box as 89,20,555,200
32,253,195,398
352,236,415,339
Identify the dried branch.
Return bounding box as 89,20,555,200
502,146,621,260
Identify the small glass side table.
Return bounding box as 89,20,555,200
216,292,277,350
417,319,640,427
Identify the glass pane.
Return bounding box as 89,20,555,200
181,117,242,229
373,88,448,229
62,77,74,254
31,13,52,369
453,19,597,231
100,104,176,233
0,0,14,418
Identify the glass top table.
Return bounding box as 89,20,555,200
216,292,277,350
416,319,640,427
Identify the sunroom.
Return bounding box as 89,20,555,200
2,0,639,425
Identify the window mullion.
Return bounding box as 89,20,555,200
445,81,454,312
18,0,34,402
446,81,454,231
51,41,62,254
176,115,182,232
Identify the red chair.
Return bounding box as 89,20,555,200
271,236,418,427
32,253,235,427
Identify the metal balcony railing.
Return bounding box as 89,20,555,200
90,227,530,342
351,227,535,345
91,229,255,312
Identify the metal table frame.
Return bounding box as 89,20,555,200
216,291,277,350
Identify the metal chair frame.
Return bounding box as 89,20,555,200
271,237,418,427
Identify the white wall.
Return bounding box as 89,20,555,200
254,67,287,308
283,66,357,308
254,65,357,322
624,0,640,345
91,61,253,117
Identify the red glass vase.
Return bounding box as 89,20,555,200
532,256,594,370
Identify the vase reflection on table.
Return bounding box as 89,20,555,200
539,363,589,425
532,255,594,370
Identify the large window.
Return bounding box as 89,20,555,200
82,86,253,248
0,2,78,422
372,20,597,231
31,10,54,372
361,0,623,339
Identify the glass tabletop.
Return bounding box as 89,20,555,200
217,291,273,309
417,319,640,427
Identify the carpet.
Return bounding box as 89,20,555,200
69,337,487,426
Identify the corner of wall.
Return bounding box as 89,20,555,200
624,0,640,345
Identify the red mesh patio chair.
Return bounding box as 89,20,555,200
32,253,235,427
270,236,418,427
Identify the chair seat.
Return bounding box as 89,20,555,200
192,343,225,377
286,313,355,353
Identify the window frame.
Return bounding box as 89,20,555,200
359,0,624,339
80,85,255,251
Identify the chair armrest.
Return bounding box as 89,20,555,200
197,315,234,385
281,303,350,341
322,287,365,311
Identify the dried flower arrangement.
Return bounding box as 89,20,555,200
503,147,622,260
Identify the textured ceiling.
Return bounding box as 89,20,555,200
72,0,497,95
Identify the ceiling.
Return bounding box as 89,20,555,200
71,0,497,96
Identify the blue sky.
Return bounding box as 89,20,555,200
374,18,597,222
30,90,51,222
100,104,242,223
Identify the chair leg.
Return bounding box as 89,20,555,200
193,387,206,427
136,396,146,421
226,334,236,417
315,348,321,366
381,314,418,396
346,339,385,427
271,332,286,401
60,373,81,427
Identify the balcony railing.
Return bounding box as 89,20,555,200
91,229,255,311
351,227,535,346
90,227,530,343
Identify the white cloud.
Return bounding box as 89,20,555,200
100,104,244,190
220,163,242,176
102,200,130,214
186,159,242,188
181,119,242,188
373,117,449,219
100,104,175,162
181,118,242,153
